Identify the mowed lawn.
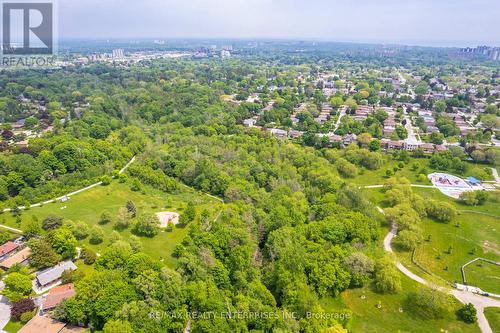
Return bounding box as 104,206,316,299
363,185,500,293
0,181,222,268
322,274,480,333
464,261,500,295
484,308,500,333
350,157,495,186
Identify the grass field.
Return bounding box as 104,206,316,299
3,320,23,333
350,157,495,186
363,180,500,294
0,181,222,268
322,274,480,333
464,261,500,295
394,212,500,291
484,307,500,333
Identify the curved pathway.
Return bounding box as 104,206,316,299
379,206,500,333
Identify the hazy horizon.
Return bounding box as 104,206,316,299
54,0,499,48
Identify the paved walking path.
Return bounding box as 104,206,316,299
379,206,499,333
365,184,435,189
491,168,500,184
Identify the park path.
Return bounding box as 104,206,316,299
365,184,435,189
491,168,500,184
379,206,499,333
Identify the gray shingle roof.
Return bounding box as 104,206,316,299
36,261,77,286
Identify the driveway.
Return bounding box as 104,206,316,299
0,296,10,332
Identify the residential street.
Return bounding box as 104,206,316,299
0,296,10,333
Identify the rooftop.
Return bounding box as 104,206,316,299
36,261,77,287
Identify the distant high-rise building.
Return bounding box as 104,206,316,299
221,50,231,58
490,49,500,61
112,49,125,59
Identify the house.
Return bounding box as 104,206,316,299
0,241,18,260
288,130,303,139
420,143,435,154
19,315,84,333
42,284,76,312
0,247,31,270
243,118,257,127
329,134,343,144
269,128,287,139
36,261,77,288
343,134,357,146
387,141,404,150
12,119,26,129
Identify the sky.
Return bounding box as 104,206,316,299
56,0,500,47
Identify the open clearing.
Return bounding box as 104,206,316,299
324,274,480,333
0,181,222,268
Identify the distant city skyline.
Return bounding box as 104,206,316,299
56,0,500,47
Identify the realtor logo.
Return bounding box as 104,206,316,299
1,0,55,55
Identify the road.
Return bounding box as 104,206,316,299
403,109,421,145
380,206,499,333
0,296,9,333
333,106,347,132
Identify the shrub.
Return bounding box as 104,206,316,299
457,303,477,323
42,215,63,230
20,310,35,324
405,288,455,319
374,257,401,294
89,225,104,245
11,298,35,320
132,214,160,237
81,247,97,265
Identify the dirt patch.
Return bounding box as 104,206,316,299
156,212,180,228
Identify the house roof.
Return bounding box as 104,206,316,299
0,247,31,269
36,261,77,286
18,315,67,333
43,283,76,310
0,241,18,257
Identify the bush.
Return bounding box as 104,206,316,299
457,303,477,323
426,200,457,223
132,214,160,238
374,257,401,294
70,221,90,240
81,247,97,265
459,191,488,206
99,212,112,225
405,288,455,319
101,175,112,185
11,298,35,320
89,225,104,244
42,215,63,230
20,310,35,324
394,230,422,251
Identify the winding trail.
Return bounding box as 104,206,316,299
379,206,500,333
